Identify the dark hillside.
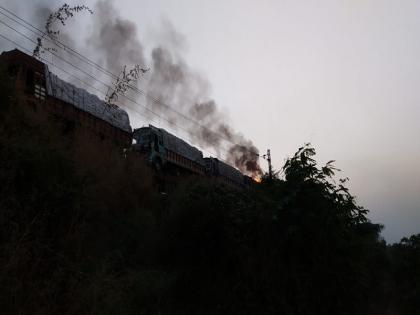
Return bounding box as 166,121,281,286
0,62,419,315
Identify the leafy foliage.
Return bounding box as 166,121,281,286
0,65,418,314
390,234,420,314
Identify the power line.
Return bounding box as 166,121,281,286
0,6,257,152
0,19,112,90
0,25,180,134
0,6,119,79
0,31,240,167
0,17,241,157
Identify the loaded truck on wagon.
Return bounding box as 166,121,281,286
1,49,256,189
204,157,244,188
132,125,205,175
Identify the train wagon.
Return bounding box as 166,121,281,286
2,49,257,189
0,49,132,148
243,175,255,189
132,125,205,175
204,157,244,188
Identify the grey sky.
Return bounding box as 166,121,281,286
1,0,419,242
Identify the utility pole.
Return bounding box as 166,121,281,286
262,149,273,180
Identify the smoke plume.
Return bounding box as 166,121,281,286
31,0,262,176
87,0,146,74
146,31,262,176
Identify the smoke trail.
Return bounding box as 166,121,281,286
87,0,146,74
147,39,262,176
28,0,262,176
89,0,261,176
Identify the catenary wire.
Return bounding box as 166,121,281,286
0,6,259,153
0,31,244,167
0,17,253,157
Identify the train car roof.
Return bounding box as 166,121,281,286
1,49,132,133
136,125,204,165
44,66,132,133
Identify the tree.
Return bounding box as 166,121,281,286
391,234,420,315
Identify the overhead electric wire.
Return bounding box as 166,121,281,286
0,6,118,79
0,6,259,154
0,16,242,158
0,6,234,143
0,19,112,90
0,31,239,166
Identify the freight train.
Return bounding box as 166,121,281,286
1,48,256,189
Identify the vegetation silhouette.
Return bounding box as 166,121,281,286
0,62,419,314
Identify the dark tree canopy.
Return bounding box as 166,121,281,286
0,63,418,315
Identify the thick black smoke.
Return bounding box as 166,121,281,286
87,0,146,74
143,19,262,176
31,0,262,176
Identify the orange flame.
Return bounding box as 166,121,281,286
254,177,262,183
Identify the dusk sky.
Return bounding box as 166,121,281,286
1,0,419,242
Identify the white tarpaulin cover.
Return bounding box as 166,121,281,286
44,66,132,133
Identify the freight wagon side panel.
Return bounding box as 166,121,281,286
166,149,204,175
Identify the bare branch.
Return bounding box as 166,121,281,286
106,65,149,106
33,4,93,58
